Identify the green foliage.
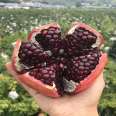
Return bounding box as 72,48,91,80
0,75,39,116
109,41,116,59
0,8,116,37
99,59,116,116
0,8,116,116
100,16,115,34
0,57,6,73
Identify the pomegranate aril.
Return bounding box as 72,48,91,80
79,66,84,70
65,49,101,82
42,69,48,74
66,26,98,56
88,56,95,60
82,58,87,62
83,31,89,35
48,30,54,34
18,41,49,67
78,32,83,37
35,26,64,56
85,63,90,66
46,34,52,38
53,34,59,38
29,65,57,86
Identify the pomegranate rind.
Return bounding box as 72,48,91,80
27,23,60,41
18,73,59,97
12,40,108,97
75,53,108,93
69,21,104,48
11,23,107,97
12,40,60,97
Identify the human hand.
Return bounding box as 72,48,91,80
6,62,105,116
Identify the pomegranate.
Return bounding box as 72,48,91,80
11,22,107,97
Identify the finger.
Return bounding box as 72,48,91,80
80,73,105,103
90,73,105,94
93,73,105,98
88,73,105,104
80,72,105,95
5,62,20,82
6,63,59,113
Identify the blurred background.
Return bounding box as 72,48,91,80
0,0,116,116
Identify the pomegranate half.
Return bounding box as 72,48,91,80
10,22,107,97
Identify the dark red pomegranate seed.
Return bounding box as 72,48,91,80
29,65,56,86
18,41,50,67
66,27,97,56
35,27,64,56
65,49,101,82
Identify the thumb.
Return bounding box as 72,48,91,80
5,62,39,96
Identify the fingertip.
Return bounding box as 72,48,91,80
5,62,14,72
5,62,41,97
5,62,14,74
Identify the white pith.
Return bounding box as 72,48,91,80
63,78,78,92
92,37,101,48
31,32,38,43
15,57,34,72
68,25,77,34
43,81,56,89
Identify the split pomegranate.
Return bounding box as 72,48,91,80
11,22,107,97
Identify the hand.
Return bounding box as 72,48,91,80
6,63,105,116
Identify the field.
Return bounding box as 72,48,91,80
0,8,116,116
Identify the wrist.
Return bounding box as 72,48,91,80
50,106,98,116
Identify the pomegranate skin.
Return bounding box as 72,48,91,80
18,73,60,97
11,40,108,97
9,22,108,98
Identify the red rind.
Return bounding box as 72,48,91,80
18,73,59,97
11,22,108,97
75,53,108,93
28,23,60,41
